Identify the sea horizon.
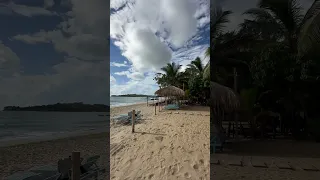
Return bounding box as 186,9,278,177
0,111,109,145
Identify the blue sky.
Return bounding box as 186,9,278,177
0,0,109,108
110,0,210,95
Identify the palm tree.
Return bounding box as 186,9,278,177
187,57,204,76
242,0,320,80
156,62,185,89
212,6,233,38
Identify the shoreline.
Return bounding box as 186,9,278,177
0,103,146,148
110,102,146,109
0,128,109,148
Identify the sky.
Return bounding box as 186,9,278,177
0,0,109,108
110,0,210,96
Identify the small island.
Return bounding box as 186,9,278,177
2,102,109,112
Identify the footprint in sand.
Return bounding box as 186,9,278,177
168,164,179,175
184,172,191,178
148,174,154,179
199,159,204,165
155,136,163,141
193,164,199,170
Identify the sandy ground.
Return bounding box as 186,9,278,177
212,165,320,180
0,132,109,179
110,103,210,180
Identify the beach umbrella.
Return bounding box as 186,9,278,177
211,81,240,114
155,86,185,97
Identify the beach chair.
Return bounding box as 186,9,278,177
127,111,142,122
164,104,179,110
79,155,102,180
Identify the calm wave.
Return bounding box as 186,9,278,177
110,96,149,107
0,111,109,144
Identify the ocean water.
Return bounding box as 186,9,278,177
0,111,109,146
110,96,151,107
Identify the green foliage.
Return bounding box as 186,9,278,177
212,0,320,139
155,55,210,105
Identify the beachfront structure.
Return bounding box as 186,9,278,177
211,81,240,137
155,86,185,105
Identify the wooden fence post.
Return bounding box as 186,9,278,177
158,97,160,112
155,102,156,115
71,152,80,180
132,110,135,133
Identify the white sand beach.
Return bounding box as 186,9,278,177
110,103,210,180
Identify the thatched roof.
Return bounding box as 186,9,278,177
155,86,185,97
211,81,240,114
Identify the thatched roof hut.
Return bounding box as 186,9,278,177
155,86,185,97
211,81,240,114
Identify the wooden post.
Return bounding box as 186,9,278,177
155,101,157,115
233,67,239,141
71,152,80,180
132,110,135,133
147,96,148,106
158,97,160,112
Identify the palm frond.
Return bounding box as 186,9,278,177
212,6,233,37
297,0,320,56
258,0,303,33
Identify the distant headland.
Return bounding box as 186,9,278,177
111,94,154,97
2,102,109,112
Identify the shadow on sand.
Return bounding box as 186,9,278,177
134,131,166,136
221,139,320,158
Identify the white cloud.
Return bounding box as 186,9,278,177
110,0,209,73
114,70,145,81
110,75,116,85
0,41,20,76
12,0,109,61
44,0,55,8
110,0,134,10
110,61,128,67
114,71,128,76
0,1,112,108
172,44,209,71
110,0,209,95
110,73,158,95
0,58,109,108
1,2,57,16
122,27,172,72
